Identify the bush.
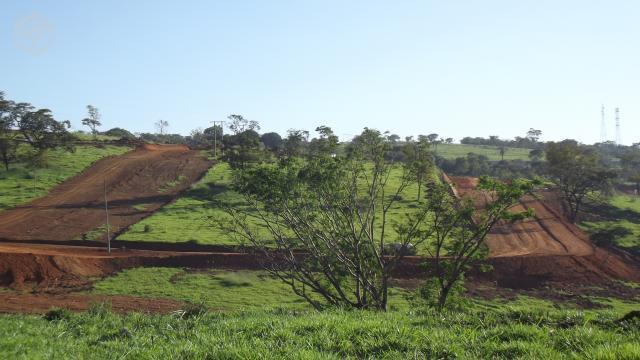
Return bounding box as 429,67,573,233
44,308,73,322
174,302,208,319
143,224,151,233
417,277,470,311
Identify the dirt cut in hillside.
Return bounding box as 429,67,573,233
0,144,211,242
446,175,640,285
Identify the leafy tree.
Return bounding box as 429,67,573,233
224,129,262,169
0,92,18,170
187,128,210,148
283,129,309,158
528,148,544,162
103,127,135,139
260,132,283,151
388,134,401,143
403,137,433,200
222,128,534,311
444,138,454,144
619,149,640,194
0,138,17,171
227,114,260,135
421,177,535,310
498,146,507,161
546,140,616,223
526,128,542,142
426,133,439,143
155,119,169,135
309,126,338,157
488,135,500,146
15,108,74,152
204,125,223,140
81,105,102,139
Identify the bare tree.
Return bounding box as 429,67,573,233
155,119,169,135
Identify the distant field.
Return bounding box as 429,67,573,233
581,194,640,251
0,145,130,211
435,143,532,161
119,162,429,246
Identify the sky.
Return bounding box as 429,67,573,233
1,0,638,144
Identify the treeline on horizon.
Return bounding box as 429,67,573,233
1,91,639,190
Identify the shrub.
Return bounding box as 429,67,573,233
44,308,73,322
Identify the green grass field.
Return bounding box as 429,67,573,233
581,194,640,251
118,162,429,247
71,131,121,142
0,145,131,211
435,143,532,161
90,268,411,312
0,296,637,358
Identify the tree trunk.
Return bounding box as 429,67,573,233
437,285,451,311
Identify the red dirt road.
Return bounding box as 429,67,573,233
0,144,211,242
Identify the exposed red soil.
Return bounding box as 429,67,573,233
446,176,640,285
0,293,182,314
0,168,637,314
0,242,265,291
0,144,211,242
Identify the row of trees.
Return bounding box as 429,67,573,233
0,91,75,170
460,128,544,149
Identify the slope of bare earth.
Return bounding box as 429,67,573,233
0,144,211,242
446,175,640,286
447,176,594,257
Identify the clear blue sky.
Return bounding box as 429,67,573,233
1,1,638,144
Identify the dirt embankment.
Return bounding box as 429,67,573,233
447,176,640,285
0,144,211,242
0,293,182,314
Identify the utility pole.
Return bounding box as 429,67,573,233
211,120,226,158
104,178,111,254
600,104,607,143
615,107,621,146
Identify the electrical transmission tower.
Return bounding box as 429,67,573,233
615,107,621,145
600,104,607,143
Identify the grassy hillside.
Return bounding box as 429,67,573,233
581,194,640,251
435,143,532,161
119,162,429,246
119,163,246,244
0,301,637,358
0,145,131,211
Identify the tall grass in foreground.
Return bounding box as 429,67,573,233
0,306,637,359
